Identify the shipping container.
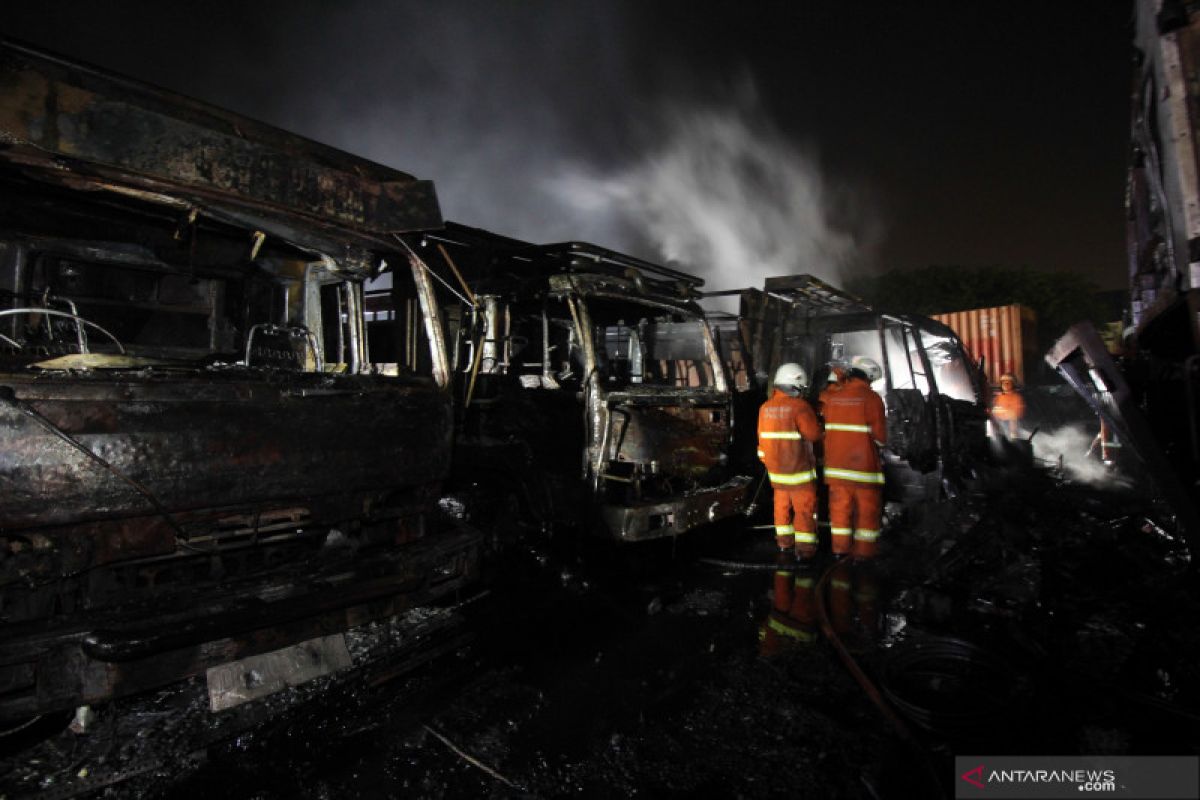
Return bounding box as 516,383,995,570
931,304,1037,386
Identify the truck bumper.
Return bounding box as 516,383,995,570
599,475,754,542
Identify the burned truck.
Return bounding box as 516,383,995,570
728,274,990,502
1042,0,1200,543
377,222,753,542
0,40,479,724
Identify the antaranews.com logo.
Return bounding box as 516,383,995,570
960,764,1116,792
954,756,1198,799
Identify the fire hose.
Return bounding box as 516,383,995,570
699,550,944,796
813,558,946,799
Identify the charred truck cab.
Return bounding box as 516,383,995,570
0,41,479,723
392,224,753,542
735,275,989,503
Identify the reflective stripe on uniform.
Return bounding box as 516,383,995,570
826,422,872,433
760,431,803,440
831,527,852,537
775,524,795,535
855,529,880,541
831,579,851,591
794,531,818,544
768,617,816,641
756,449,765,458
824,467,885,484
794,577,814,589
769,470,816,485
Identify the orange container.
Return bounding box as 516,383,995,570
930,304,1037,386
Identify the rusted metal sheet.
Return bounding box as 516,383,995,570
0,525,480,720
599,476,753,542
0,374,451,529
0,39,442,248
931,304,1037,385
206,634,352,712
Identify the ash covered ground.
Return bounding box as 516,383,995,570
3,460,1197,799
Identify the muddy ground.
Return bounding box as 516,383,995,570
2,461,1198,799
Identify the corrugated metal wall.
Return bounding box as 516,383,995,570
931,304,1037,386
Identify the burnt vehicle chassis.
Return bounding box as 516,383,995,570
0,40,479,723
384,223,752,543
1035,0,1200,550
731,275,990,503
1059,0,1200,532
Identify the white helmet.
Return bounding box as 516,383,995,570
773,362,808,392
850,355,882,383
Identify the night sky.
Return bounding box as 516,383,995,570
4,2,1133,291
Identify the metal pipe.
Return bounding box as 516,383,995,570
464,334,484,407
877,316,894,394
503,302,511,372
243,323,266,365
335,284,346,366
3,244,28,343
0,308,124,353
49,296,88,353
348,282,366,373
358,283,371,367
479,296,502,374
407,252,451,388
436,242,477,306
303,327,324,373
404,298,415,370
542,307,551,383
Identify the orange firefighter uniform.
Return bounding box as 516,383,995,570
757,389,823,557
759,564,818,657
819,374,887,559
991,374,1025,437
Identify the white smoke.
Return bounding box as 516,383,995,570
549,89,865,303
6,3,876,299
1031,423,1131,488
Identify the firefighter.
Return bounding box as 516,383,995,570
757,362,823,558
1087,418,1122,466
819,355,887,560
991,372,1025,437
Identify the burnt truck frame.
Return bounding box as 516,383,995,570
0,40,479,723
377,222,753,542
723,275,990,502
1041,0,1200,546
